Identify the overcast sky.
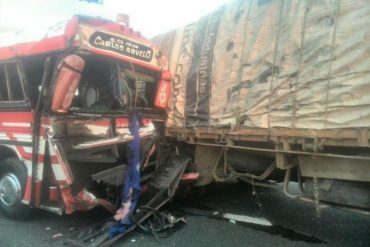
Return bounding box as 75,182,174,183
0,0,230,38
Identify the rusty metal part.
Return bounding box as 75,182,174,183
187,142,370,161
212,148,277,182
195,145,221,186
167,127,370,148
313,163,321,218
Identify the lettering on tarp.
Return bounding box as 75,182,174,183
90,31,153,62
172,24,196,124
185,16,208,127
185,7,224,127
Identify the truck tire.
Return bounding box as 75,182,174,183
0,157,30,220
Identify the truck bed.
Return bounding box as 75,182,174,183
166,126,370,149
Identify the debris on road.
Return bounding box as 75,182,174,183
65,154,191,247
52,233,63,239
223,213,272,227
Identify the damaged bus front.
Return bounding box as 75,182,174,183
0,15,171,218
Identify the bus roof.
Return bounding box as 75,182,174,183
0,15,162,71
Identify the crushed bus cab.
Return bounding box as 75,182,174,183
0,15,172,218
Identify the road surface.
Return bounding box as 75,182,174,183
0,182,369,247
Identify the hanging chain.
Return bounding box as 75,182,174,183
251,177,262,216
313,160,321,218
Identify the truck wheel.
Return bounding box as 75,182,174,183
0,157,30,220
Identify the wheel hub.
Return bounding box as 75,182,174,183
0,173,22,207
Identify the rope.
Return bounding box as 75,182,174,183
267,0,285,136
323,0,342,129
291,2,310,129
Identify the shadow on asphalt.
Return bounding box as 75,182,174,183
1,181,369,247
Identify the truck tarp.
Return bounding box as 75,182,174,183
153,0,370,130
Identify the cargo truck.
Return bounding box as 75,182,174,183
153,0,370,213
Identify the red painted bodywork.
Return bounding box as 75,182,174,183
0,16,172,215
155,71,172,109
0,16,161,72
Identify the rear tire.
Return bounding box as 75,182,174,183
0,157,30,220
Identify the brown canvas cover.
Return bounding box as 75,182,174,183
153,0,370,130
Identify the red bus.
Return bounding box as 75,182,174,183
0,15,171,219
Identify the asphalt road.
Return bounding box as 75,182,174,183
0,182,369,247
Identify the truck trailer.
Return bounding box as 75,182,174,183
153,0,370,213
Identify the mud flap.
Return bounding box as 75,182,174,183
65,154,189,247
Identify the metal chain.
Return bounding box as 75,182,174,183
251,177,262,216
313,161,321,218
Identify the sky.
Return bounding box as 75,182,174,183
0,0,230,38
